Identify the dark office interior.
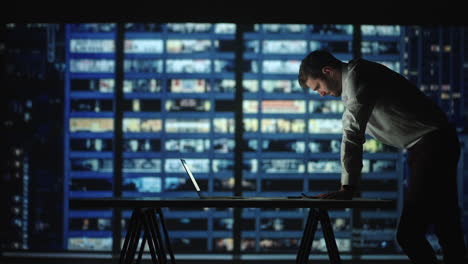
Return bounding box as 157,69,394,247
1,3,468,264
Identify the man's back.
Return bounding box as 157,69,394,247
342,58,449,149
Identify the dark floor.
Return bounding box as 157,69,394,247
0,252,429,264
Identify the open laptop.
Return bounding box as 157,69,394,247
180,159,312,200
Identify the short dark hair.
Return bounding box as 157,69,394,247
298,50,342,91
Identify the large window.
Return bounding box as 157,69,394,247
64,23,404,256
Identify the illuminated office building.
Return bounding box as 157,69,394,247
1,23,467,262
0,23,63,251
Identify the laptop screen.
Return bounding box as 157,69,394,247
180,159,201,192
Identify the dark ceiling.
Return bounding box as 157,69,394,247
2,2,467,25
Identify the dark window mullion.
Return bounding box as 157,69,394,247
233,23,248,262
112,22,125,259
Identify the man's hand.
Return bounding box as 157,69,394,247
315,185,355,200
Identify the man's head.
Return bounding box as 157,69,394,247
298,50,343,97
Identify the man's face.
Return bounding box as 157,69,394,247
305,66,342,97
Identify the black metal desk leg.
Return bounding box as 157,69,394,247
120,209,138,264
318,209,342,264
142,210,161,264
136,234,147,264
157,208,176,264
146,209,167,263
296,208,319,264
125,211,144,264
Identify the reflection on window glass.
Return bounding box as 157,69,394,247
262,40,307,54
124,139,160,152
262,60,300,74
172,238,207,252
125,23,162,32
261,100,305,114
262,140,305,153
243,118,258,133
70,179,113,191
124,59,163,73
71,79,115,92
212,79,235,93
259,238,299,252
123,99,160,112
123,177,161,193
165,177,208,191
308,160,341,173
71,99,113,112
244,40,259,53
167,23,212,33
70,39,114,53
70,118,114,132
308,160,371,173
370,160,396,172
310,24,353,35
70,158,113,172
165,99,211,112
309,100,344,113
165,119,209,133
70,23,116,33
361,41,400,55
125,39,163,53
69,217,111,231
214,23,236,34
213,159,234,172
71,138,113,152
261,159,305,173
214,60,235,73
262,80,302,93
361,25,401,36
123,79,161,93
243,80,259,93
241,60,258,74
123,159,161,173
168,79,209,93
166,59,211,73
214,118,235,133
68,237,112,251
166,218,207,230
167,40,211,53
308,119,342,134
309,140,341,153
262,179,302,191
243,100,258,113
213,138,235,153
310,40,352,53
165,139,210,153
213,178,256,191
260,218,303,231
313,238,351,252
70,59,114,73
165,159,209,173
243,139,258,152
214,238,234,252
123,118,162,133
243,159,258,173
261,119,305,133
262,24,307,33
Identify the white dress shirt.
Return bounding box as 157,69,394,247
340,59,448,186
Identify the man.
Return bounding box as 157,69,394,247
298,50,466,264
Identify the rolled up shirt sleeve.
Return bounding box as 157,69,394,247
340,78,376,186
